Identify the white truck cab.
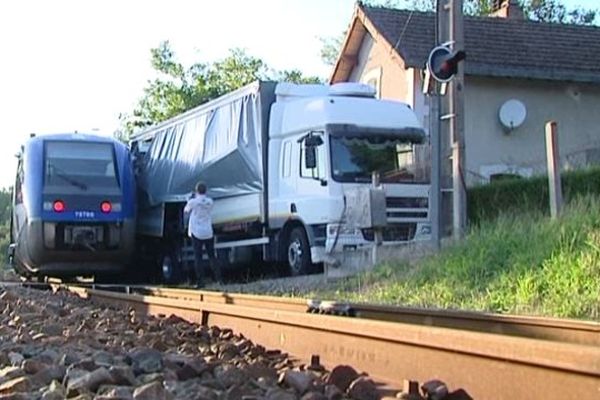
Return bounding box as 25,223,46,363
266,82,430,275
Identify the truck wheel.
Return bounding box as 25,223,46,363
287,227,311,276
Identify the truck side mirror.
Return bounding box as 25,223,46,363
301,132,322,170
305,135,323,147
305,146,317,169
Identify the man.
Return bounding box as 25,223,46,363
184,182,221,287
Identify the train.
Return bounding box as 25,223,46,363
8,133,136,281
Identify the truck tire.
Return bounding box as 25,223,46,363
286,227,312,276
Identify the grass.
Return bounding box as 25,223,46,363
305,195,600,320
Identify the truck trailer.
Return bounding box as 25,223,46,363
130,81,431,282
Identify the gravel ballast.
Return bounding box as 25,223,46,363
0,286,428,400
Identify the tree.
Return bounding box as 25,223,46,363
277,69,323,84
206,48,268,96
523,0,597,24
0,188,12,266
319,34,345,66
120,42,323,135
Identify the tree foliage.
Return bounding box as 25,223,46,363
319,34,346,66
0,188,12,266
523,0,597,24
120,42,323,135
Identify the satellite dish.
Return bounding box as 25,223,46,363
499,99,526,133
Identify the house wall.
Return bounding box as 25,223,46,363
348,32,411,104
346,39,600,185
464,77,600,184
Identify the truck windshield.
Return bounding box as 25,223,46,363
44,141,119,189
330,135,429,184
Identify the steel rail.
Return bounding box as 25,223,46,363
82,284,600,347
69,285,600,400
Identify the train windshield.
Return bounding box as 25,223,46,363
44,141,119,190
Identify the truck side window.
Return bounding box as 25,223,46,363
282,141,292,177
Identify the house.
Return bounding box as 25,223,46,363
330,0,600,184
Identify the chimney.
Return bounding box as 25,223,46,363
489,0,524,20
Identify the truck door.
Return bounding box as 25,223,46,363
296,132,328,222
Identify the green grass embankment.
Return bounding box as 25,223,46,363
308,195,600,320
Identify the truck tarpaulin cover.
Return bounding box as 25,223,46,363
136,82,275,206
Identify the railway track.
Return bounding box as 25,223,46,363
45,283,600,400
63,283,600,346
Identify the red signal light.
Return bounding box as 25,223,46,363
100,201,112,213
53,200,65,213
427,46,466,83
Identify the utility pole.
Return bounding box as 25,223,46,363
449,0,466,239
435,0,451,244
429,92,442,250
433,0,466,241
432,0,452,241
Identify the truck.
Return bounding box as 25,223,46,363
130,80,431,282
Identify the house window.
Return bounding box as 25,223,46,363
361,67,382,98
396,143,414,170
489,173,522,182
480,164,533,184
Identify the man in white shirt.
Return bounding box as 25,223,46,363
184,182,221,287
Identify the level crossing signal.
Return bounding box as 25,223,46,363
427,45,466,83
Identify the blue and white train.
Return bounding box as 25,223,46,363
9,133,136,280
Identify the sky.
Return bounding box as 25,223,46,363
0,0,596,189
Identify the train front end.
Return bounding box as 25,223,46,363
12,134,136,279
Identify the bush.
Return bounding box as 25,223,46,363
0,188,11,266
468,167,600,224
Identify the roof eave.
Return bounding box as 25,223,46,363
329,5,366,83
466,64,600,84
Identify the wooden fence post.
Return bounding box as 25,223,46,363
545,121,563,219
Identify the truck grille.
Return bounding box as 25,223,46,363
385,197,429,221
386,197,428,209
362,223,417,242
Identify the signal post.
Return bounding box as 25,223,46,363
426,0,466,246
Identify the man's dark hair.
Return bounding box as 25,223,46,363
195,182,207,194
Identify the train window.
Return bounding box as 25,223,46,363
15,159,23,204
44,141,120,189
